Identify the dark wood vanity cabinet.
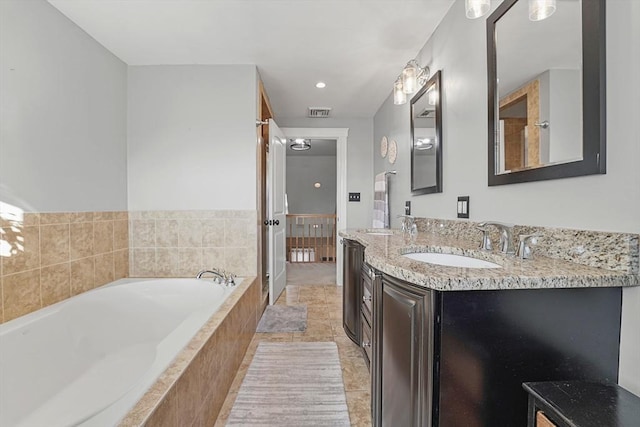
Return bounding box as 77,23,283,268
369,271,623,427
342,239,363,345
373,274,435,427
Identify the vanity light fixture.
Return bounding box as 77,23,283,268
393,60,429,105
393,77,407,105
529,0,556,21
465,0,556,21
315,81,326,89
465,0,490,19
290,138,311,151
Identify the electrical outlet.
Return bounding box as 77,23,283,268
457,196,470,218
405,201,411,215
348,192,361,202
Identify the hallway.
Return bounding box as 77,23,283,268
215,265,372,426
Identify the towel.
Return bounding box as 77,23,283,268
373,172,388,228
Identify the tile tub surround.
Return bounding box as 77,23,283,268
129,210,257,278
339,229,639,292
118,276,261,427
0,211,129,323
414,217,639,274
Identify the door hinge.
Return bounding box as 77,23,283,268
256,119,268,127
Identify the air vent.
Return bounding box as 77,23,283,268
308,107,332,118
418,108,434,118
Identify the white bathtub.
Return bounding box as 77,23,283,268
0,277,241,427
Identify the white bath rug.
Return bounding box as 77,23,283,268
226,342,351,426
256,304,307,333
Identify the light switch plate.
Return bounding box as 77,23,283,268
457,196,470,219
349,192,361,202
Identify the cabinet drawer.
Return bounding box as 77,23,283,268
536,411,557,427
361,313,372,368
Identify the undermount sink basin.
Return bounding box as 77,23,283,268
366,231,394,236
403,252,502,269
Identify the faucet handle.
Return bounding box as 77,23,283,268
516,234,541,259
477,226,493,251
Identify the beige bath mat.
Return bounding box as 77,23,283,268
226,342,350,426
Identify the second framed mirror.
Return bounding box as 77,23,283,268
410,70,442,195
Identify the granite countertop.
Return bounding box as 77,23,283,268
339,229,640,291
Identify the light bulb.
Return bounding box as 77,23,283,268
393,78,407,105
529,0,556,21
402,61,419,94
465,0,490,19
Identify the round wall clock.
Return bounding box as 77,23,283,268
380,136,388,158
388,139,398,164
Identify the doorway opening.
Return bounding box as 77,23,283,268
282,127,348,288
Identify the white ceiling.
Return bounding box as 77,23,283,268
47,0,455,119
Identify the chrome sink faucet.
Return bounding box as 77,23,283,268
397,215,417,240
478,221,516,255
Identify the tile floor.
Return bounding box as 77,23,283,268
214,265,372,426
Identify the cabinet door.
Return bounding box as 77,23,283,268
342,239,363,345
375,275,435,427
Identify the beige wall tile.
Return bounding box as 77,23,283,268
93,221,114,254
40,212,70,225
3,270,41,322
202,248,225,271
70,212,93,223
41,263,71,306
70,222,94,260
157,248,180,277
178,248,202,277
113,220,128,250
113,211,128,221
114,249,129,280
131,220,155,248
71,257,95,296
202,219,225,247
178,219,203,247
225,247,257,276
22,213,40,227
40,224,70,267
1,225,40,275
131,248,157,277
156,220,179,247
95,252,114,287
93,212,114,221
224,218,255,248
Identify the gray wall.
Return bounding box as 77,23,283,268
286,155,336,214
373,0,640,394
277,118,374,229
127,65,258,211
0,0,128,212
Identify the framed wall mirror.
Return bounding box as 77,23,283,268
411,70,442,195
487,0,606,186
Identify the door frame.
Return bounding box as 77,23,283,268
281,127,349,286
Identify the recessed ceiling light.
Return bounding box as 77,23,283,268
315,82,326,89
